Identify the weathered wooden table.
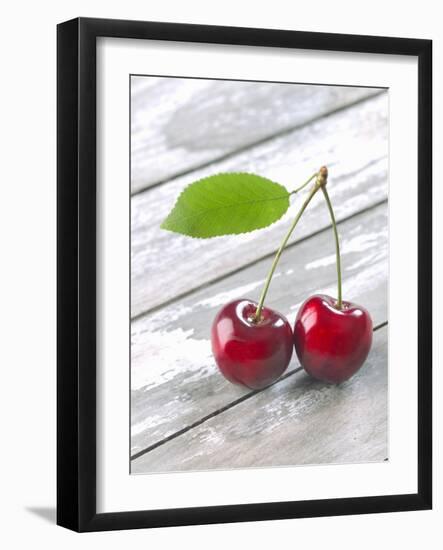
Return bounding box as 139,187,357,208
130,77,388,474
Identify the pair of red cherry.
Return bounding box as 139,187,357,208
211,294,373,389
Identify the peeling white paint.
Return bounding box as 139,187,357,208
196,279,264,308
131,413,166,436
342,231,386,254
132,303,194,335
304,254,336,271
131,328,213,391
305,231,385,271
196,274,283,309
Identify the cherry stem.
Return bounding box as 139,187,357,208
320,185,343,310
253,172,320,322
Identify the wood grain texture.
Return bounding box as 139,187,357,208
131,91,388,318
132,325,388,473
131,76,381,194
131,203,388,456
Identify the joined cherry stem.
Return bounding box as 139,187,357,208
321,185,343,310
254,172,319,322
253,166,343,323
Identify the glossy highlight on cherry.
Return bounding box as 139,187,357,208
211,299,293,390
293,294,373,384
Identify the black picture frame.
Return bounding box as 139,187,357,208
57,17,432,532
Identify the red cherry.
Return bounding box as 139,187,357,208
294,294,373,384
211,299,293,390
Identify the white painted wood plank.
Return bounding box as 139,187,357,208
131,76,380,194
131,203,388,456
131,91,388,318
132,325,387,473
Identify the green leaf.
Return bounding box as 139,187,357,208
160,173,290,238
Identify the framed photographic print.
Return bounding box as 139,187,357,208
57,17,432,532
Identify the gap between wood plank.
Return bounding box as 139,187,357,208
131,197,388,324
131,320,388,461
131,89,386,198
